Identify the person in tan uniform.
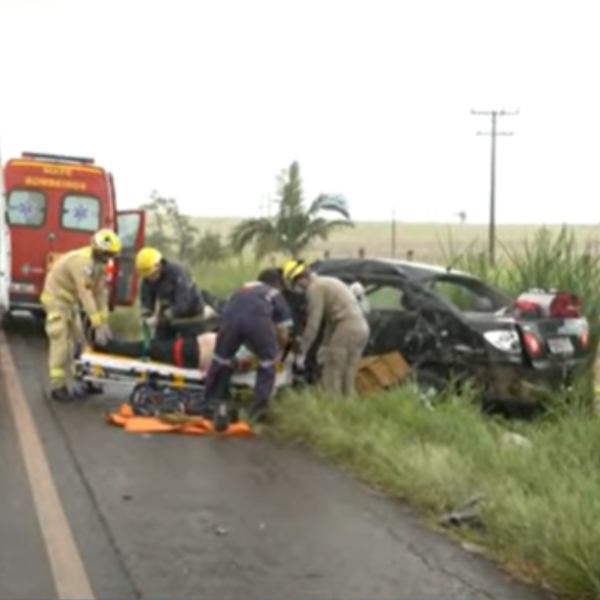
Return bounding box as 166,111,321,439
283,259,370,396
41,229,122,402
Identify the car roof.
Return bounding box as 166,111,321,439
310,257,475,281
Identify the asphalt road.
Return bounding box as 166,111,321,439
0,320,550,600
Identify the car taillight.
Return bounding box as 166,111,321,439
549,292,583,319
523,332,542,357
513,299,542,318
513,290,584,320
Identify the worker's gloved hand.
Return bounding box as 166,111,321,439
203,305,218,319
162,308,174,322
94,324,112,346
141,314,159,329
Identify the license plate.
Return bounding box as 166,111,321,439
547,337,574,355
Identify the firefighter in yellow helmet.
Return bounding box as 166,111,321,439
41,229,122,403
283,258,370,396
135,247,206,340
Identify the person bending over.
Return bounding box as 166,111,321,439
202,268,293,422
135,247,207,341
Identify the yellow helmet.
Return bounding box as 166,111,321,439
91,229,122,256
282,259,308,282
135,247,163,278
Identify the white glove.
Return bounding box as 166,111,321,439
141,314,159,328
203,305,218,319
94,324,112,346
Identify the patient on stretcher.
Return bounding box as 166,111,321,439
92,333,255,372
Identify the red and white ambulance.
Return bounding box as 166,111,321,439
2,151,146,317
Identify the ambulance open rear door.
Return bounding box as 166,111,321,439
110,210,146,307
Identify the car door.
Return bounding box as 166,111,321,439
111,210,146,307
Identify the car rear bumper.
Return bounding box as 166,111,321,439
478,360,584,406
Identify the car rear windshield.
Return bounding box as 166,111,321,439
61,194,101,232
7,190,47,227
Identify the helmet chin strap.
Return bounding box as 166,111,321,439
93,249,113,264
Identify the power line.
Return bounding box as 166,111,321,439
471,108,519,265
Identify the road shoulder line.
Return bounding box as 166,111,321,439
0,330,95,600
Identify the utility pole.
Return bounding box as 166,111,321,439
471,108,519,265
390,207,397,258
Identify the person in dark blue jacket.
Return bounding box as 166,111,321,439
203,268,294,422
135,247,205,340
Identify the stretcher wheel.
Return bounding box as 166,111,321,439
129,384,148,406
129,383,163,416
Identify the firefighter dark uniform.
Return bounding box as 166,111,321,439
135,247,205,340
203,272,293,421
41,229,121,402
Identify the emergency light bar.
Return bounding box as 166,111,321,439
21,151,95,165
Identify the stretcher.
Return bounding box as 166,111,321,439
75,348,295,391
74,347,298,430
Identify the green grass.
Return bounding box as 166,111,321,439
108,223,600,599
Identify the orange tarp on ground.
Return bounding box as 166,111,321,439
106,404,254,437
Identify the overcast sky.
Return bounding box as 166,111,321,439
1,0,598,224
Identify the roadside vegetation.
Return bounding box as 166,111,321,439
109,163,600,599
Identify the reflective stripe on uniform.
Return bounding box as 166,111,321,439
49,367,66,381
58,289,77,304
89,312,104,327
258,359,275,368
40,292,51,306
213,353,233,366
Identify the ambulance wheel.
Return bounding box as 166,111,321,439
31,309,46,321
213,401,230,433
1,311,14,330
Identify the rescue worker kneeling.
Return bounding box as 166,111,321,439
135,247,206,341
202,268,293,423
41,229,121,403
283,259,370,397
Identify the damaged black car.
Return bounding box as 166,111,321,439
297,258,592,416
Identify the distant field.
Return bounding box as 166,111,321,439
186,218,600,262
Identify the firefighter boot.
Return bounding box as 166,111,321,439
83,382,104,395
50,386,81,404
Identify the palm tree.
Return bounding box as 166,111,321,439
229,161,353,259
